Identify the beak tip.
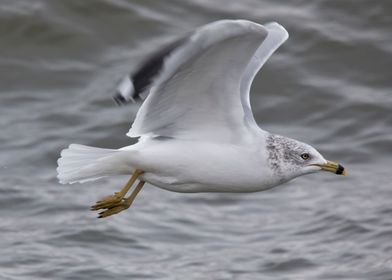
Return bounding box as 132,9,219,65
336,164,346,176
321,161,347,176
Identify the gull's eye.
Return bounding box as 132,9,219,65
300,153,310,160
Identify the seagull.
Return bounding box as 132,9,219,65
57,20,346,218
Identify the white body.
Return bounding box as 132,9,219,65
124,138,280,192
58,133,284,193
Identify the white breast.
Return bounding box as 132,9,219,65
131,139,280,193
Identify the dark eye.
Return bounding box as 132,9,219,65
300,153,310,160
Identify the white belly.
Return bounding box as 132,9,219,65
127,139,279,193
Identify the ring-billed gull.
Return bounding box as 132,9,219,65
57,20,346,218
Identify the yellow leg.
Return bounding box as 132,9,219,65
97,180,145,218
90,169,144,211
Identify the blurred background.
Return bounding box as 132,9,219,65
1,0,391,279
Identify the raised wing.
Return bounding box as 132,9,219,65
239,22,289,131
116,20,288,142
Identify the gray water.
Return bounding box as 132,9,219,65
1,1,392,279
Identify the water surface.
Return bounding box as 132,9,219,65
1,1,392,279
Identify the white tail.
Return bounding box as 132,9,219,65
57,144,127,184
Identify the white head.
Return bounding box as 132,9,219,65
266,134,346,183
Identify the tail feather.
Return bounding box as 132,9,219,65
57,144,123,184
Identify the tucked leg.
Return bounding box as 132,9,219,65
97,180,145,218
90,169,144,211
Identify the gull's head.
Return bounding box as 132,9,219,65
266,134,346,183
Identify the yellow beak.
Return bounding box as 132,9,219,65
317,160,346,176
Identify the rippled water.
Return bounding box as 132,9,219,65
1,1,392,279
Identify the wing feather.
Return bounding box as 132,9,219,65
117,20,288,143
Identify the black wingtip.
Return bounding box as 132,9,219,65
113,92,128,106
113,92,143,106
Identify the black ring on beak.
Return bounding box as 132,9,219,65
336,164,345,175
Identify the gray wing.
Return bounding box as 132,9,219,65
115,20,288,143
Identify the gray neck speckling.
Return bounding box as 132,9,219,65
266,133,305,177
